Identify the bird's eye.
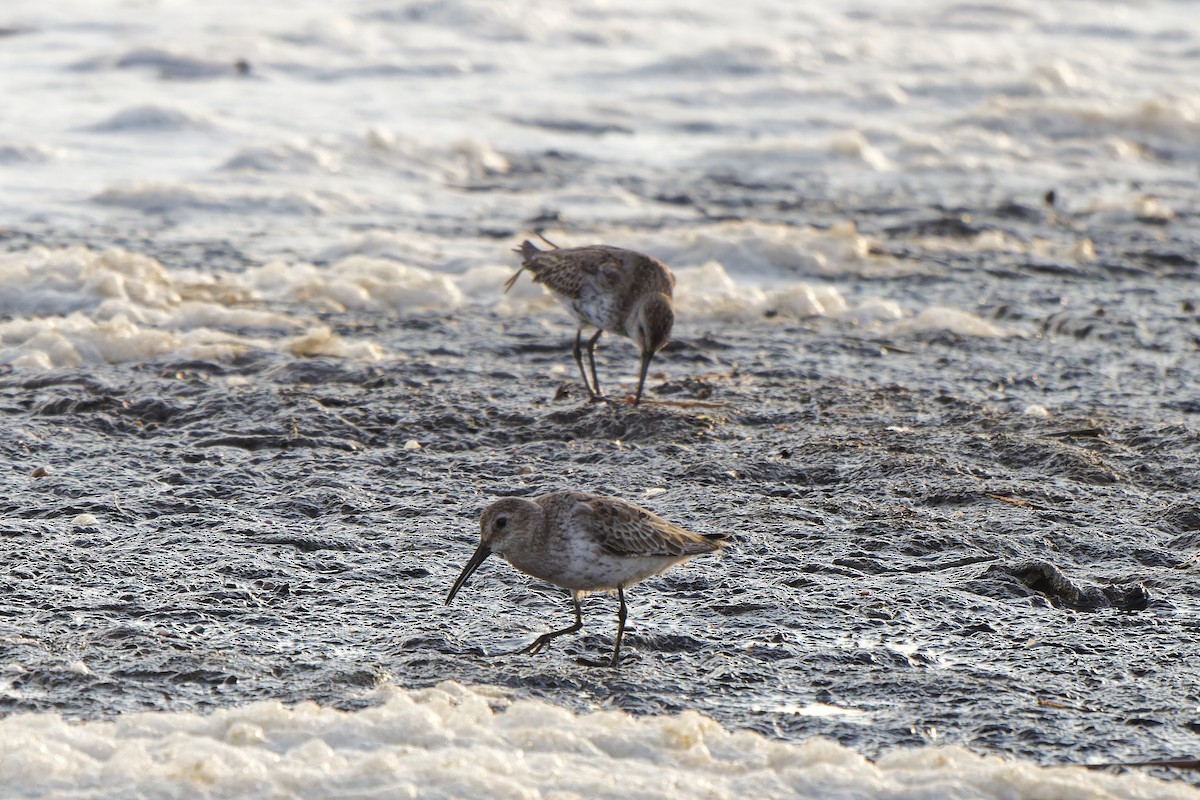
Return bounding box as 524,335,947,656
495,516,508,530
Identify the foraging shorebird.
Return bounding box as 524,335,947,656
504,239,676,405
446,490,727,667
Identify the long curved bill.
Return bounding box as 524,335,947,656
634,350,653,405
445,542,492,605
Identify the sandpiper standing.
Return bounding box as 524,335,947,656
504,239,676,405
446,490,727,666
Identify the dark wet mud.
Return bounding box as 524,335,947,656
2,197,1200,785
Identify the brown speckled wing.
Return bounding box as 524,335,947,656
630,252,675,297
579,495,719,558
525,247,624,300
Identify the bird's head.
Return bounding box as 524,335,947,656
445,497,541,605
631,292,674,357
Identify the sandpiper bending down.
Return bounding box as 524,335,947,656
446,490,727,667
504,239,675,405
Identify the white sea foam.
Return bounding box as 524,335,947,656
247,257,465,314
0,0,1162,365
697,133,891,185
0,682,1190,800
967,94,1200,148
518,221,881,280
0,314,269,370
0,142,62,163
0,235,1010,368
838,298,905,326
112,47,243,80
895,307,1009,338
672,261,848,322
759,702,871,721
0,247,373,367
221,141,346,174
637,42,805,78
92,184,362,216
85,105,219,133
312,230,449,266
1,0,1196,232
288,325,384,361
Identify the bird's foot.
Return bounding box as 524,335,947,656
519,633,558,656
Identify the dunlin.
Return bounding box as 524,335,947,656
446,490,727,667
504,239,675,405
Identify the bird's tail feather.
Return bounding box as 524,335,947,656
504,239,545,292
703,532,731,549
515,239,542,261
502,265,525,293
505,235,560,291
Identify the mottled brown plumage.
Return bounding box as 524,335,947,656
504,240,676,404
445,490,727,666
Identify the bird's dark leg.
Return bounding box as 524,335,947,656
585,329,605,400
611,586,628,666
633,350,654,406
572,330,597,400
578,587,627,668
522,593,584,655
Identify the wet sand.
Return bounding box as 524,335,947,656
2,193,1198,783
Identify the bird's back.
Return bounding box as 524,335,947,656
510,242,674,324
542,490,724,559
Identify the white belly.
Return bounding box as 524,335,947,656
506,547,685,592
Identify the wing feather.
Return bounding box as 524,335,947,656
574,495,722,558
525,247,624,300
